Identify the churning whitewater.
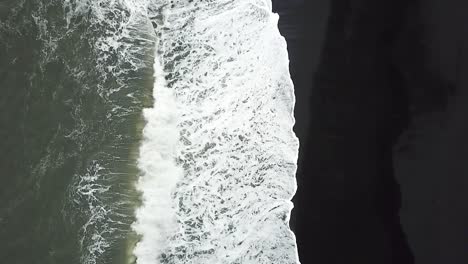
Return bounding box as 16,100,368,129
133,0,299,263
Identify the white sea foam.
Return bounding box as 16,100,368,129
133,54,184,264
61,0,155,98
134,0,299,263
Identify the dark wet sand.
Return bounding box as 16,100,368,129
275,1,468,263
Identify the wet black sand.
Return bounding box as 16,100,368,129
274,1,468,263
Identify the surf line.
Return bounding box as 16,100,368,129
132,12,183,263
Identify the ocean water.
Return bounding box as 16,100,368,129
0,1,299,263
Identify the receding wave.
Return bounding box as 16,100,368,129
133,1,299,263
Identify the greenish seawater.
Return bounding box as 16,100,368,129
0,1,155,263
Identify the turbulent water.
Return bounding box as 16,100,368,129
0,0,299,263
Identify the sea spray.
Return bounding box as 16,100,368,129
133,57,184,263
133,0,299,263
